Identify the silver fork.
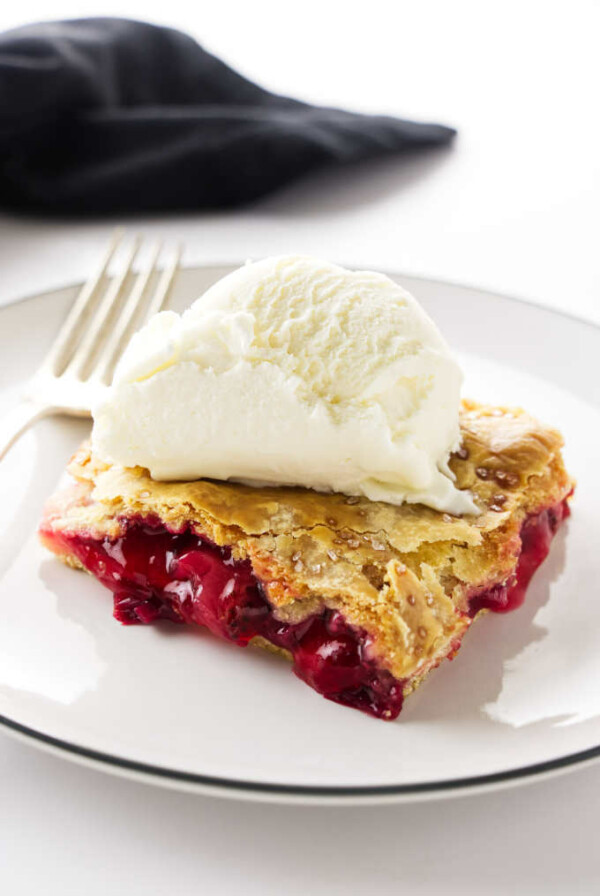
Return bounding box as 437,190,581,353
0,229,182,461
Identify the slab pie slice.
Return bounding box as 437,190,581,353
39,401,573,720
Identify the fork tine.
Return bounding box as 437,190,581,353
66,235,142,380
144,242,183,322
94,240,163,385
42,228,124,376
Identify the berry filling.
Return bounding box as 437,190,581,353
43,519,405,720
467,500,570,616
41,498,568,720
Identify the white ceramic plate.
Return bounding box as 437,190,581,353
1,265,598,805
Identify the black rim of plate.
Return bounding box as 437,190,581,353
1,713,600,798
1,269,599,800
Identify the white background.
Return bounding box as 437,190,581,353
1,2,599,893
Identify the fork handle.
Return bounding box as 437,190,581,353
0,401,54,462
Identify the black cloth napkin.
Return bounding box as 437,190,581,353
0,18,456,214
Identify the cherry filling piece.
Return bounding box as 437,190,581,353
467,500,570,617
44,498,568,720
47,521,404,719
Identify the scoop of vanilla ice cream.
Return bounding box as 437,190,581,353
92,255,475,514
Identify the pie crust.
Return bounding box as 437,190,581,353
39,400,573,719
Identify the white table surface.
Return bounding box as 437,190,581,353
1,1,599,893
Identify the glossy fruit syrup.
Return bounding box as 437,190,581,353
42,498,568,720
467,499,570,617
45,519,405,719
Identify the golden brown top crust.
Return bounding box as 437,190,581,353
44,401,572,684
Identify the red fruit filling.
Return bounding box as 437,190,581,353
467,499,570,617
40,498,568,720
43,518,405,719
